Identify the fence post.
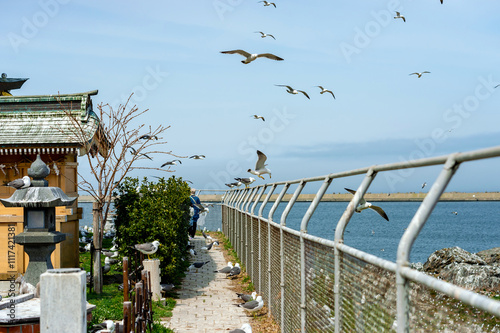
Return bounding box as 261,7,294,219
123,257,129,302
40,268,86,333
143,259,161,301
123,301,132,333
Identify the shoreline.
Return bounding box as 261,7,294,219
78,192,500,203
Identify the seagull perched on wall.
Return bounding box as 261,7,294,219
409,71,431,78
254,31,275,39
248,150,271,180
275,85,310,99
394,11,406,22
316,86,335,99
161,160,182,168
345,188,389,221
5,176,31,189
226,181,242,188
133,240,161,259
221,50,284,64
235,177,256,188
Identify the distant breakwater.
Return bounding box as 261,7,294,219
77,192,500,203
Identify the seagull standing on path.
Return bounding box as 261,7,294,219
230,323,252,333
237,296,264,313
345,188,389,221
394,11,406,22
5,176,31,189
214,261,233,273
248,150,271,180
201,241,219,251
275,85,310,99
134,240,161,259
237,291,257,302
189,260,211,272
316,86,335,99
409,71,431,78
227,263,241,278
255,31,275,39
221,50,283,64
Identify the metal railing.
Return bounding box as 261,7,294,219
221,145,500,333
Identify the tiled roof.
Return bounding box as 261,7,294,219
0,90,106,156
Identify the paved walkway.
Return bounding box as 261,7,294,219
163,236,251,332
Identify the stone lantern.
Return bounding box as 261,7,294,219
0,154,76,286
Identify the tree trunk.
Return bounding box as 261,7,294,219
92,201,103,294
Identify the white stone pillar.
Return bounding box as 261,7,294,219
143,259,161,301
40,268,86,333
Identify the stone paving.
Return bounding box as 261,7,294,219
163,236,251,332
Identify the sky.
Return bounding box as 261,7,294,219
2,0,500,194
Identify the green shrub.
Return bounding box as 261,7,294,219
114,176,192,283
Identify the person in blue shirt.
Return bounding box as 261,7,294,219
189,188,201,239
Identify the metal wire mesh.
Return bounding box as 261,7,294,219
282,231,302,332
240,214,247,267
251,216,260,291
260,219,270,313
270,225,282,325
409,281,500,332
304,239,336,333
339,252,397,332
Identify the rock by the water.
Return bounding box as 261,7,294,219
438,262,500,291
423,246,486,274
476,247,500,266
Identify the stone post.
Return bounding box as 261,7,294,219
40,268,86,333
143,259,161,301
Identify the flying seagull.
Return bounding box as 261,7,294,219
255,31,275,39
394,11,406,22
237,291,257,302
258,1,276,7
345,188,389,221
189,155,205,159
409,71,431,78
133,240,161,259
129,147,152,160
237,295,264,312
230,323,252,333
275,85,310,99
252,114,265,121
235,177,256,188
316,86,335,99
494,84,500,88
248,150,271,180
214,261,233,273
139,134,158,140
5,176,31,189
201,241,219,251
195,203,210,214
221,50,283,64
161,160,182,168
422,182,427,189
227,263,241,278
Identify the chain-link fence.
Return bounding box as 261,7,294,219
221,146,500,333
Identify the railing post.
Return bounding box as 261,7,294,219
334,169,376,333
258,184,276,302
250,186,266,284
396,155,459,333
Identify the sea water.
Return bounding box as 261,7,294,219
78,200,499,264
